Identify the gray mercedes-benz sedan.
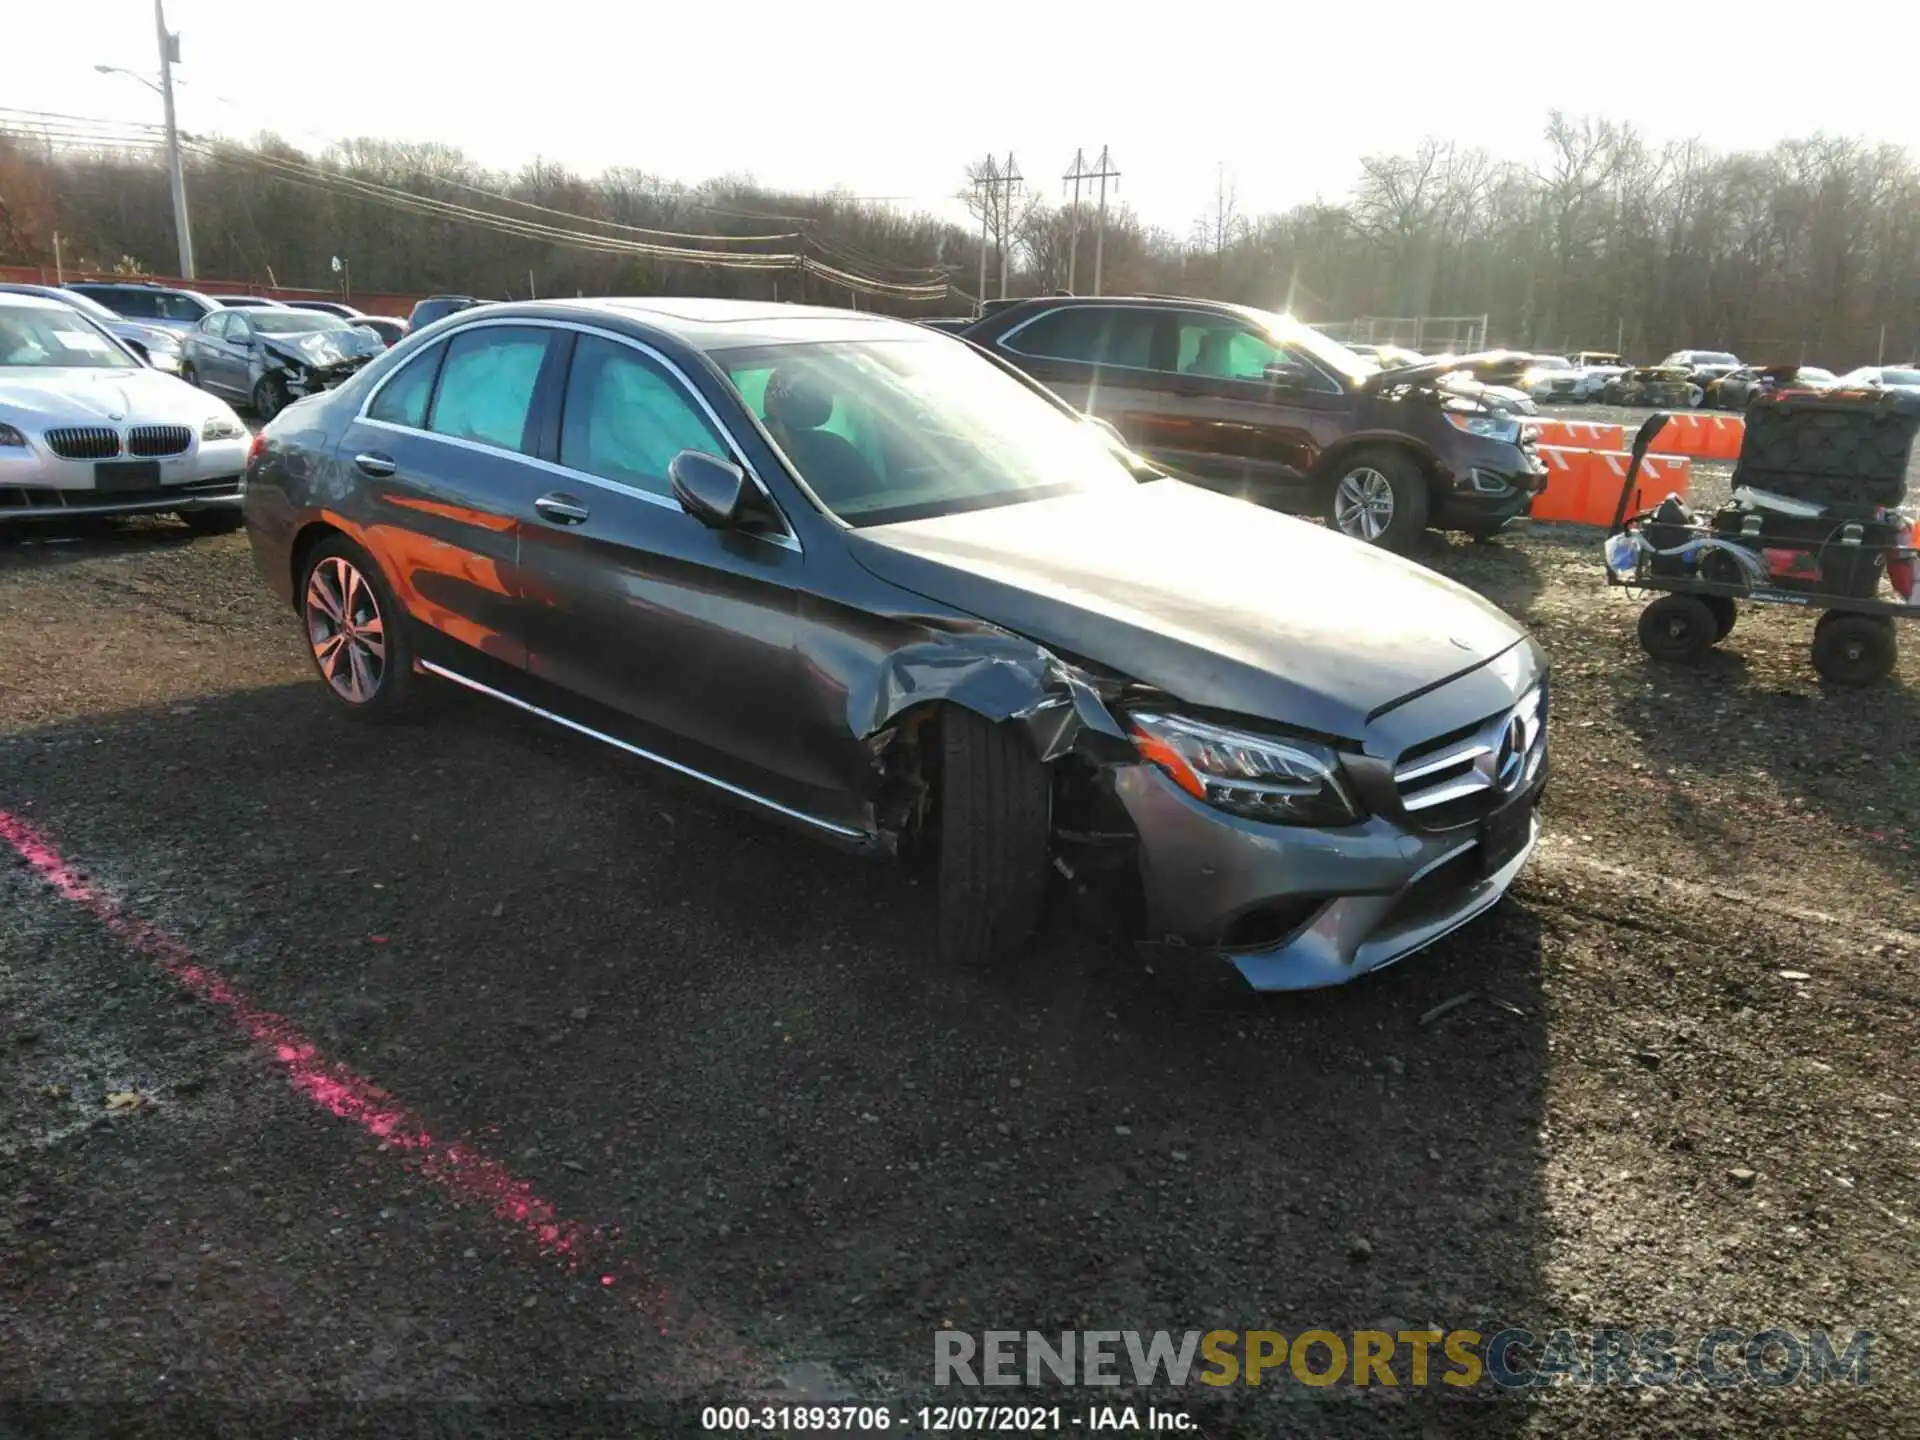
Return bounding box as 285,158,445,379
241,298,1547,990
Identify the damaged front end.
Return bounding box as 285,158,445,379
258,327,385,399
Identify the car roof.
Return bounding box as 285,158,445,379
461,297,931,351
0,292,73,313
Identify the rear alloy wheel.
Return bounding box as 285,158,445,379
1637,594,1719,664
300,539,418,720
1811,613,1897,687
1328,448,1429,550
252,374,290,422
935,708,1050,968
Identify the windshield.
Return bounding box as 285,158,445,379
0,304,138,369
717,336,1141,527
247,311,350,334
1880,368,1920,386
1694,352,1737,366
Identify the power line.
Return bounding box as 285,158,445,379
1064,146,1120,295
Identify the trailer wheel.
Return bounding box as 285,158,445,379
1700,595,1737,640
935,708,1051,968
1811,614,1897,687
1637,595,1719,664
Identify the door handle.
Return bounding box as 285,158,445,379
534,492,591,525
353,451,396,477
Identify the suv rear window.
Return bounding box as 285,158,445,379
1004,307,1106,363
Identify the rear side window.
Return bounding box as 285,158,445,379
1004,307,1107,363
367,343,444,428
426,326,550,453
560,335,726,496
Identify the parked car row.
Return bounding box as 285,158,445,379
1523,344,1913,410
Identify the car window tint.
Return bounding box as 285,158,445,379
1103,310,1157,369
560,335,726,495
1004,307,1107,363
368,343,444,428
154,293,207,322
107,289,157,320
1176,318,1284,380
426,326,549,453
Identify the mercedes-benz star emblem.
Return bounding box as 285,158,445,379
1493,712,1530,793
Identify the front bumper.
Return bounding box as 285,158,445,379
1115,764,1543,990
0,434,249,520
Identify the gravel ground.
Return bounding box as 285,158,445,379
2,462,1915,1439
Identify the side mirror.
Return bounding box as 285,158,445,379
124,339,150,364
669,450,750,528
1263,361,1312,387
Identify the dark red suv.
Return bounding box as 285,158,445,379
962,295,1545,549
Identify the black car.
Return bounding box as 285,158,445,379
241,299,1547,992
66,280,223,335
407,294,481,331
179,308,385,419
960,296,1545,548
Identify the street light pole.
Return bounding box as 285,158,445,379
152,0,194,279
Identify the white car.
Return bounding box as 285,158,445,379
0,293,249,530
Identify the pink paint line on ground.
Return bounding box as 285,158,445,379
0,806,742,1371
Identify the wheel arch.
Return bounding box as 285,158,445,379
1310,432,1444,500
287,518,352,608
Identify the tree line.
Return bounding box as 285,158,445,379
3,112,1917,366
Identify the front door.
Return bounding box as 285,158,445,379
512,330,840,827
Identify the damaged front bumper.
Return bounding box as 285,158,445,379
1113,763,1542,990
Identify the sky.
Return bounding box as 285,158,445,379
11,0,1920,236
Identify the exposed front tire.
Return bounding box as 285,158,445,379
297,535,420,721
935,707,1050,968
1637,594,1719,664
178,508,244,536
1811,614,1897,687
1325,447,1430,551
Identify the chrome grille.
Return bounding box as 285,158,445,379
45,426,120,460
128,424,193,457
1394,685,1546,823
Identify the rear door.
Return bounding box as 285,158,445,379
513,329,845,828
342,322,565,675
991,303,1172,455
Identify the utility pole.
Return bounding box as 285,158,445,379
1085,146,1120,297
998,152,1022,300
153,0,194,279
1063,149,1085,293
971,154,998,319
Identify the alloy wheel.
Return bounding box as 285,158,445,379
304,556,386,704
1333,467,1396,541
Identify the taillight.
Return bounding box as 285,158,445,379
247,431,268,466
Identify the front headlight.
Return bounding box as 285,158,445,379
1445,412,1521,444
1127,711,1361,826
202,415,245,441
0,422,26,448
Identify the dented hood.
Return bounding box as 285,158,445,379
262,327,385,370
848,480,1528,741
1362,349,1533,394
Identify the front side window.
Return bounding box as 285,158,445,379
426,326,550,453
558,335,726,497
0,304,138,370
152,292,210,323
97,288,157,320
367,343,444,428
1174,317,1288,381
718,335,1138,527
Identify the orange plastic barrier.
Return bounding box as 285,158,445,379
1647,412,1743,461
1532,447,1692,526
1531,445,1596,522
1533,419,1625,452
